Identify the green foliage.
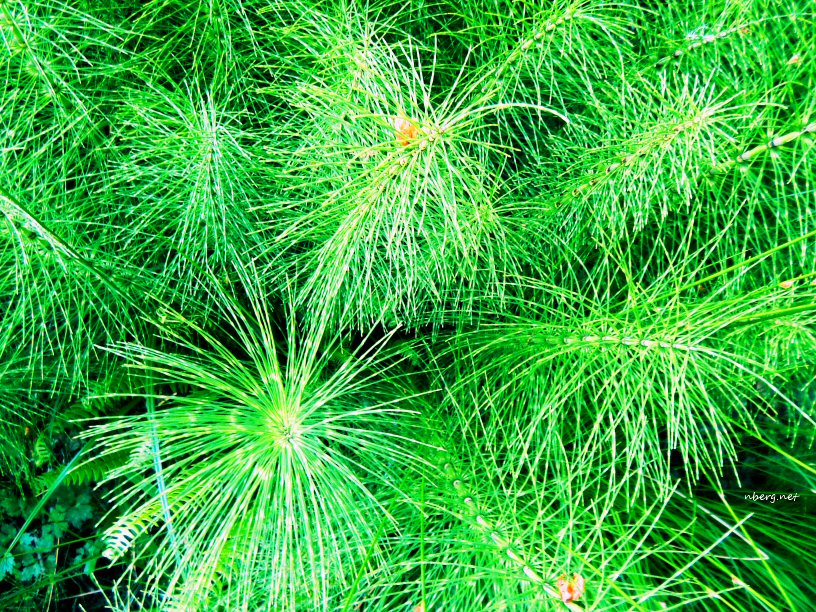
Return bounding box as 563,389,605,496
0,482,96,584
81,270,431,610
0,0,815,611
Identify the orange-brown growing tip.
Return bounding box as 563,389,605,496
557,573,585,603
414,603,426,612
393,116,419,145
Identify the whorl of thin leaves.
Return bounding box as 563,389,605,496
81,270,426,611
0,191,140,391
444,272,816,504
354,402,690,611
0,2,136,391
456,0,635,155
257,22,567,330
106,81,263,303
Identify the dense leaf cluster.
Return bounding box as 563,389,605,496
1,0,815,610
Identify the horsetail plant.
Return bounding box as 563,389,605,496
1,0,815,611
